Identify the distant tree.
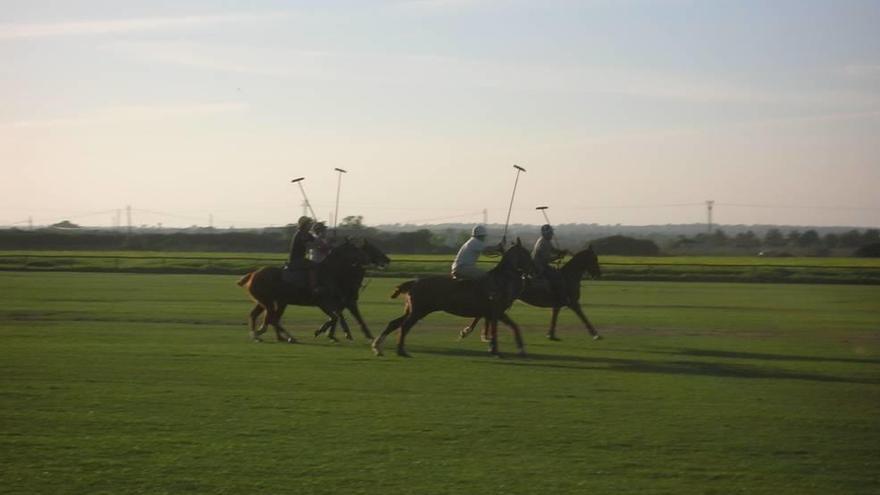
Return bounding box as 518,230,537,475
49,220,80,229
734,230,760,248
798,230,820,246
839,229,863,248
764,228,786,247
822,233,840,249
710,229,728,246
340,215,364,229
786,230,802,246
855,243,880,258
590,235,660,256
864,229,880,245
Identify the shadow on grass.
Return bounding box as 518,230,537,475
414,346,879,385
654,347,880,365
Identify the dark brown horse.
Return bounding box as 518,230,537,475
372,239,535,358
237,239,383,343
315,239,390,341
461,245,602,341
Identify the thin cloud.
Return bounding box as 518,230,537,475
0,12,286,40
6,102,249,129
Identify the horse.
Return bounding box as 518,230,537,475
314,239,390,341
236,239,377,343
371,238,535,358
460,245,602,341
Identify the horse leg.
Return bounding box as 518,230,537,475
321,308,340,343
272,303,296,343
249,304,266,342
499,313,527,357
396,313,424,358
480,318,491,343
338,312,354,341
547,306,562,341
458,317,481,340
315,319,335,338
487,318,500,356
571,303,601,340
372,313,408,357
347,303,373,340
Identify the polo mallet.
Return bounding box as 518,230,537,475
332,168,347,235
501,164,526,247
291,177,317,220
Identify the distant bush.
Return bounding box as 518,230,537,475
855,243,880,258
590,235,660,256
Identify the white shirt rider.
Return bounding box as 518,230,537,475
452,225,489,280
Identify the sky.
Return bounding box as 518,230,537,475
1,0,879,229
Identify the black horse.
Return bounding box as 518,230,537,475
315,239,390,341
372,239,535,358
460,245,602,341
237,239,386,343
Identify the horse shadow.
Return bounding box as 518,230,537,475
415,345,879,385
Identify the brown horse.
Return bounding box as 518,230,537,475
237,239,377,343
372,239,535,358
461,245,602,341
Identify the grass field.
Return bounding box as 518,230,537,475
2,250,880,284
1,272,879,494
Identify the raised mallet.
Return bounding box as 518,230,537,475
536,205,551,225
332,168,347,233
502,164,526,246
291,177,318,220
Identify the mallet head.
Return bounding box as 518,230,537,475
513,164,526,172
334,168,347,173
291,177,305,183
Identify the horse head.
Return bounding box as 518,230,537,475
500,237,535,276
566,244,601,279
360,239,391,268
325,238,370,268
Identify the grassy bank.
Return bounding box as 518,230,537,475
2,250,880,284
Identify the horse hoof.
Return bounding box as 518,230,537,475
397,349,412,358
286,337,297,344
517,350,527,358
459,327,473,340
480,336,491,343
546,334,561,341
593,334,603,341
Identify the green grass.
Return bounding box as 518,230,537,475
2,250,880,284
1,272,879,494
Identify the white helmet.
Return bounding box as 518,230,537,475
472,225,487,238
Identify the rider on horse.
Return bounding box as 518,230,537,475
308,221,332,263
532,224,569,304
286,216,322,293
451,225,503,280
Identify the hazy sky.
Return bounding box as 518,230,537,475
2,0,879,229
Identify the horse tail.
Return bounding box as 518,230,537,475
236,272,253,288
391,280,416,299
